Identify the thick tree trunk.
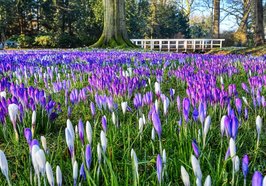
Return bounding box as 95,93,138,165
212,0,220,38
92,0,136,48
254,0,265,46
233,0,251,46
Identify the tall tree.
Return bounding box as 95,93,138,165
92,0,135,48
212,0,220,38
254,0,265,46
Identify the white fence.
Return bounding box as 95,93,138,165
130,39,225,52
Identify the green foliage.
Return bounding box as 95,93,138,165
57,33,81,48
34,35,56,48
17,34,33,48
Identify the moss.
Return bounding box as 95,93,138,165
91,34,138,49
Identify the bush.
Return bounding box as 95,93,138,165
17,34,34,48
34,35,56,48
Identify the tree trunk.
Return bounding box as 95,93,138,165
92,0,136,48
254,0,265,46
212,0,220,38
233,0,251,46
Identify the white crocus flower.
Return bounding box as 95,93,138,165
181,166,190,186
86,121,93,144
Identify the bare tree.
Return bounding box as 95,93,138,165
254,0,265,46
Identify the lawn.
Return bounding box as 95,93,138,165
0,49,265,185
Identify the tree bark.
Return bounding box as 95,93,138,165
233,0,251,46
92,0,136,48
254,0,265,46
212,0,220,38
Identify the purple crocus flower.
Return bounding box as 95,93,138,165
242,154,249,179
224,116,232,138
156,154,162,184
245,107,248,120
90,102,96,117
151,111,162,139
102,115,107,132
80,163,86,181
85,144,92,170
231,116,239,139
176,96,181,112
182,98,190,122
78,119,85,145
24,128,32,145
235,98,242,116
252,171,263,186
192,139,200,158
192,107,199,121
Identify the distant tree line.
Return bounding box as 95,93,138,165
0,0,265,48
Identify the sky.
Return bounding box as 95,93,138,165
190,0,266,33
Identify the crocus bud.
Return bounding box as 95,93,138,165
36,149,46,176
46,162,54,186
97,143,102,163
100,131,107,153
73,161,78,185
90,102,96,117
8,103,19,140
131,149,139,181
102,116,107,132
263,176,266,186
203,115,211,147
86,121,92,144
191,154,202,181
78,119,84,145
112,112,116,126
121,102,127,115
162,149,166,164
163,97,169,115
156,154,162,184
252,171,263,186
41,136,47,153
0,150,10,184
79,163,86,181
220,115,226,136
256,115,262,137
56,166,62,186
242,154,249,179
24,128,32,145
181,166,190,186
31,110,37,136
85,145,92,170
242,97,248,105
151,127,155,141
65,128,74,158
155,99,159,113
139,118,144,133
192,139,200,158
229,138,236,166
234,155,240,172
67,119,75,140
204,175,211,186
152,112,162,139
155,82,161,96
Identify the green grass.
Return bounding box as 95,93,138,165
0,54,266,186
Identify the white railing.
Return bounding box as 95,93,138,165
130,39,225,52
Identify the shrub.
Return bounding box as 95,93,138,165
34,35,56,48
17,34,34,48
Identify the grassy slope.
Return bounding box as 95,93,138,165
207,45,266,56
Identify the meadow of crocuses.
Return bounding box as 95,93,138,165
0,49,265,186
